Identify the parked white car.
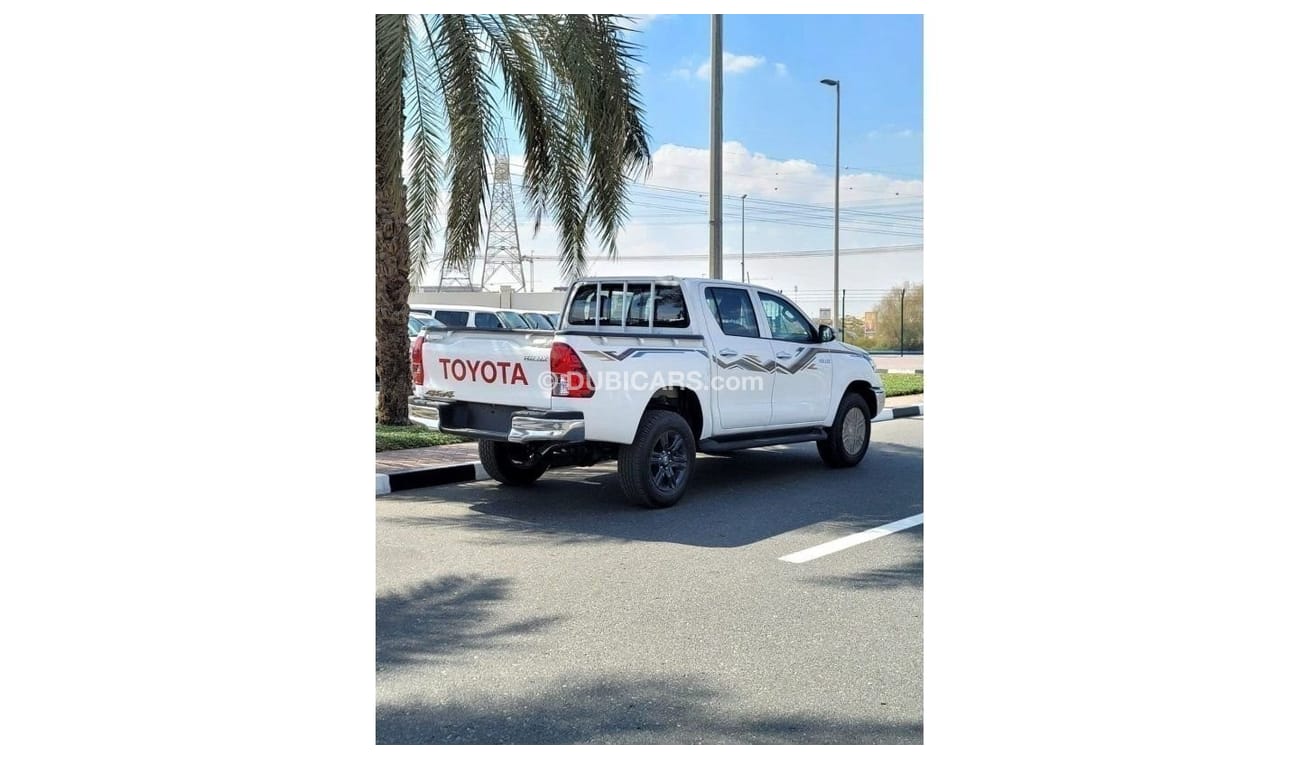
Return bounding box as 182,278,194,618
408,304,531,331
410,277,884,508
513,310,558,331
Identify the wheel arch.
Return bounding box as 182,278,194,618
646,387,704,442
844,379,879,420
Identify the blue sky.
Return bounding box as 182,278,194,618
454,14,924,313
631,14,923,179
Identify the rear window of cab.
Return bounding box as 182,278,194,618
567,283,690,328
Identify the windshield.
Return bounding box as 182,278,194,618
523,312,553,329
498,311,530,330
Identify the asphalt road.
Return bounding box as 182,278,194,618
376,416,923,744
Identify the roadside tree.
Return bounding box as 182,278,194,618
376,14,651,423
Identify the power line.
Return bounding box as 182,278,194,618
523,244,922,261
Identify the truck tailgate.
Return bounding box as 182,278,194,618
416,329,554,410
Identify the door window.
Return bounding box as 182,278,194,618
758,293,816,343
705,287,760,338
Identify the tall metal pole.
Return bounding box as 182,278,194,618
708,14,723,278
740,193,747,283
841,288,846,337
820,78,841,331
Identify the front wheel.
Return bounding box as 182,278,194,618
479,441,547,486
618,409,696,509
818,392,872,468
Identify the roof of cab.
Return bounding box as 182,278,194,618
569,276,786,298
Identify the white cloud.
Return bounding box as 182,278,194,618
774,62,788,77
694,52,766,80
868,127,918,139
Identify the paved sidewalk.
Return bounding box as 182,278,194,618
376,442,479,473
376,393,925,475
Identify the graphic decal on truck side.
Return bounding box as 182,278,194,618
581,347,711,362
580,345,870,375
713,346,872,375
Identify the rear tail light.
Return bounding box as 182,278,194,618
549,342,595,398
411,333,425,386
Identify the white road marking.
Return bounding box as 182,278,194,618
779,513,924,563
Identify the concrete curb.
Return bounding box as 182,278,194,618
377,462,489,496
876,368,923,374
375,405,923,495
873,404,923,422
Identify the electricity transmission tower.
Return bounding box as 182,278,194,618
479,141,528,291
435,250,475,291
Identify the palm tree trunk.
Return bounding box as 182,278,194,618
376,14,412,425
376,183,412,424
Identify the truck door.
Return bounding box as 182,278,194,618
757,292,833,425
703,286,775,430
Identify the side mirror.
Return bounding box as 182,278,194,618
819,324,837,343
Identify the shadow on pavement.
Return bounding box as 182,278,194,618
803,530,924,590
377,575,565,668
376,673,922,744
380,441,922,549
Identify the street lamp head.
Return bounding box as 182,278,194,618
820,78,839,86
741,193,748,199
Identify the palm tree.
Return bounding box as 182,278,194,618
376,14,651,424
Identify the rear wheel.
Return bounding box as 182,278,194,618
618,409,696,508
479,441,547,486
818,392,872,468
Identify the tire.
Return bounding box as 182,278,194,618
817,392,872,468
478,440,547,486
617,409,696,509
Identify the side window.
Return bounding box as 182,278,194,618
474,312,503,329
567,284,597,325
434,310,468,327
758,293,815,343
623,283,653,327
566,284,621,326
653,285,690,328
705,287,760,338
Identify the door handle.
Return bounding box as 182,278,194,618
718,348,738,357
775,351,793,359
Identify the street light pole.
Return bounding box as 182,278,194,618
740,193,747,283
820,78,840,333
708,14,724,279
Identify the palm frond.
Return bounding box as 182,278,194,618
527,15,652,269
432,14,498,268
404,15,444,285
550,96,591,282
375,14,408,192
468,14,556,237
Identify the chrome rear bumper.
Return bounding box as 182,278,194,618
507,414,586,443
408,397,585,443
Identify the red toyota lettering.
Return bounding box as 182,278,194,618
441,358,528,384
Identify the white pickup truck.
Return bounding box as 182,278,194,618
409,277,886,508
